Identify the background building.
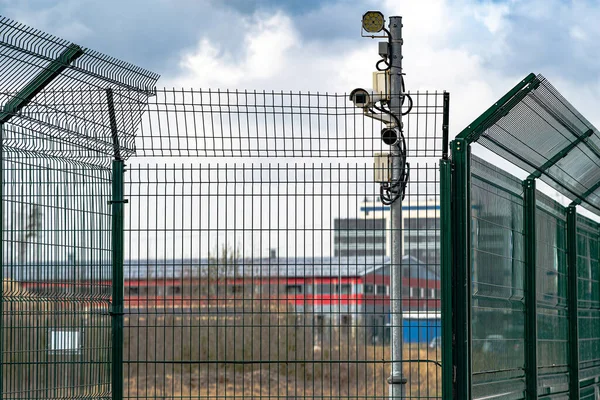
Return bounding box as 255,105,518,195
333,198,440,276
333,218,386,257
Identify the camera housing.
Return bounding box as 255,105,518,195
349,88,384,109
381,127,399,145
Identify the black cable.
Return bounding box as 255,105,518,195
370,32,412,205
400,75,413,115
402,94,413,115
371,103,400,127
376,58,390,71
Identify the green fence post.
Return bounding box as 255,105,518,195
566,205,580,400
108,86,126,400
440,158,453,400
111,160,125,400
0,124,4,398
451,139,471,400
523,178,538,399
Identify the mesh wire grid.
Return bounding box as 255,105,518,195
534,191,570,395
470,156,526,399
2,153,113,399
1,59,448,400
132,89,445,158
121,162,443,400
476,74,600,214
0,13,158,400
0,11,449,400
120,90,448,399
576,214,600,383
462,154,600,399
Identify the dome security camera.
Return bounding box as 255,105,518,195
381,127,399,145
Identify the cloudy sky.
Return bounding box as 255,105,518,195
2,0,600,134
3,0,600,256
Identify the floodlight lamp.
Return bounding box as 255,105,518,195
362,11,385,33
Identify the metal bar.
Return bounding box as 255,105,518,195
387,15,407,400
0,124,4,399
483,134,600,214
111,159,126,400
106,88,122,160
456,73,538,143
451,138,472,399
523,178,538,400
528,129,594,179
527,94,600,165
440,158,453,400
566,205,580,400
571,179,600,206
0,44,84,124
442,92,450,159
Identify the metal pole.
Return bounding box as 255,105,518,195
523,178,538,400
440,158,453,400
0,123,4,398
108,89,126,400
111,160,125,400
566,205,580,400
451,139,472,400
387,15,407,400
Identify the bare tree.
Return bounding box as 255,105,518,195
18,204,42,262
205,244,240,296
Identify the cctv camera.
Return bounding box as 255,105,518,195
349,88,384,109
381,127,399,145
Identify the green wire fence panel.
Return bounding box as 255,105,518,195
446,72,600,400
0,13,449,400
576,215,600,394
119,90,448,399
470,156,526,399
535,193,569,397
2,151,113,398
0,15,158,400
133,88,444,158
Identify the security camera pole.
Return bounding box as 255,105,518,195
360,11,408,398
387,16,407,400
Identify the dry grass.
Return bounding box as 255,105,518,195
124,305,441,399
3,291,441,398
2,280,111,398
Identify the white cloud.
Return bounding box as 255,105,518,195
472,1,511,34
164,0,600,211
168,0,540,135
176,12,299,88
570,26,587,41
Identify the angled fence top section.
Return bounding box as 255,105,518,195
456,73,600,215
0,15,160,165
0,16,159,94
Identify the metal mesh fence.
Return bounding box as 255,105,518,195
133,89,443,158
0,11,448,398
475,74,600,215
576,215,600,389
121,90,447,399
449,154,600,399
470,156,526,399
447,72,600,400
2,151,113,399
0,14,159,399
535,192,570,396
